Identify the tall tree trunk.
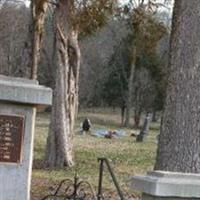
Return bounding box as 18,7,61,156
134,85,142,128
31,0,47,80
152,109,157,122
16,0,46,79
121,104,126,126
69,30,81,119
134,107,142,129
45,0,80,168
124,47,136,127
155,0,200,173
19,4,34,78
20,39,32,78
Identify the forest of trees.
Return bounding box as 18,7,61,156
2,2,200,199
0,0,171,168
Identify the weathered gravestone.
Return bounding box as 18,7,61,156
0,75,52,200
131,171,200,200
136,114,151,142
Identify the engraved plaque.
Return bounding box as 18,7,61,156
0,115,24,163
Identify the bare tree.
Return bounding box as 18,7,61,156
79,19,130,107
45,0,115,168
0,2,31,77
122,0,167,127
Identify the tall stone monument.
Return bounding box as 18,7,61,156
0,75,52,200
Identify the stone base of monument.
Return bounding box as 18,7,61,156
131,171,200,200
142,194,200,200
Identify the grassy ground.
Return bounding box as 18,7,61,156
31,108,160,199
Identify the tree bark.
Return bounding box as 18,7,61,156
155,0,200,173
134,107,142,129
152,110,157,122
121,104,126,126
45,0,81,168
18,4,34,78
124,47,136,127
12,0,46,79
31,0,47,80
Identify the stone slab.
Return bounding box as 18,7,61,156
131,171,200,198
0,75,52,105
0,103,36,200
142,194,200,200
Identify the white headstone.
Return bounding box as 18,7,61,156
0,75,52,200
131,170,200,199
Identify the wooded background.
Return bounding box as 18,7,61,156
0,0,171,168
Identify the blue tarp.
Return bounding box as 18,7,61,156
93,129,126,138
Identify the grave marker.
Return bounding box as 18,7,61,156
0,75,52,200
0,115,24,163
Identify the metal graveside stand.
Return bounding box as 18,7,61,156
0,75,52,200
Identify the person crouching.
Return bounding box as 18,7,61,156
81,118,91,135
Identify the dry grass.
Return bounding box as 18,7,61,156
31,108,160,199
